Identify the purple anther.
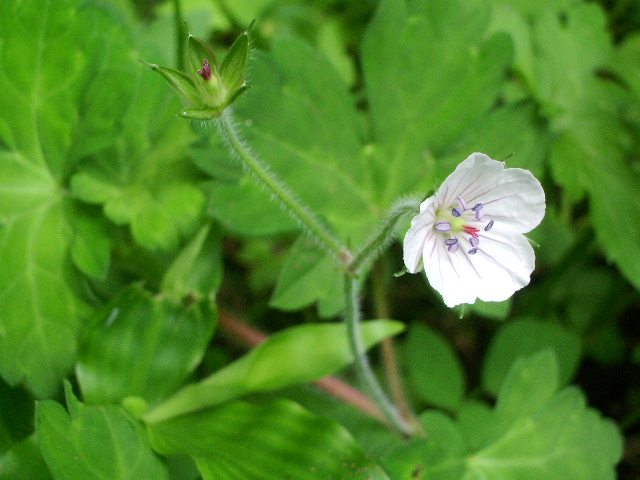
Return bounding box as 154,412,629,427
444,238,458,246
457,197,467,211
448,242,460,253
484,219,494,232
468,248,478,255
436,222,451,232
472,203,483,211
475,209,484,221
452,208,461,217
197,59,212,80
469,236,479,247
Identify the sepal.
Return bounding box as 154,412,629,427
143,26,252,120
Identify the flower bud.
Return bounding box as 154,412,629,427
142,26,251,120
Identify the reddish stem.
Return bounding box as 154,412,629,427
218,308,388,424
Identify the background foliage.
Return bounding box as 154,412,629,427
1,0,639,478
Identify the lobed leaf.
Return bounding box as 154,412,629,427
0,0,137,396
382,351,622,479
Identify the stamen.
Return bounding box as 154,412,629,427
436,222,451,232
448,242,459,253
475,209,483,221
468,248,478,255
470,237,479,247
472,203,483,211
452,208,461,217
444,238,458,246
457,197,467,211
484,219,494,231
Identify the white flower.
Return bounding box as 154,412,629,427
403,152,545,308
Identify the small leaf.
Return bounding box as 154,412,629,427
161,222,223,300
36,384,169,480
68,204,112,280
270,236,344,318
148,399,389,480
144,320,404,422
77,285,217,406
482,318,582,396
406,323,465,410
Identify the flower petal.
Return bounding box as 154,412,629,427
436,153,545,233
423,225,536,307
403,197,436,273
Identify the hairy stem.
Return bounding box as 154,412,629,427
344,275,413,436
217,110,349,263
351,196,420,274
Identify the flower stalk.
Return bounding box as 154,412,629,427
343,275,414,436
351,196,420,274
217,110,349,262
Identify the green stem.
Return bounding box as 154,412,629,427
344,275,413,436
172,0,186,70
217,110,349,262
351,196,420,274
372,258,413,421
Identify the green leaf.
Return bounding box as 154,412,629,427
362,0,512,203
148,399,389,480
36,384,169,480
382,411,466,480
482,318,582,396
144,320,404,422
383,351,622,479
68,203,112,280
206,178,298,235
465,351,622,480
527,4,612,114
549,107,640,290
71,30,201,252
76,285,217,406
436,101,549,182
0,435,52,480
270,236,345,318
488,349,560,440
0,0,137,396
230,39,376,244
610,33,640,99
281,383,404,460
161,222,224,300
406,323,465,410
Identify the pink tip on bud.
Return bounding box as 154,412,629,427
197,59,212,80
